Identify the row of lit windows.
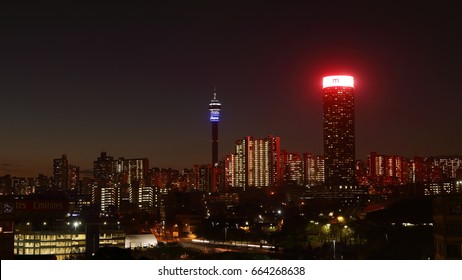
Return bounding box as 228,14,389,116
16,247,80,255
16,234,79,241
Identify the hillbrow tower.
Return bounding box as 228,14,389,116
209,87,221,166
209,87,222,192
322,75,355,185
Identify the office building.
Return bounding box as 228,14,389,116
14,226,125,260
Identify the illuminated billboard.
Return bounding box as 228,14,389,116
15,200,69,212
210,111,220,122
322,75,354,88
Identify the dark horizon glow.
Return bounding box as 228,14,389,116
1,2,462,177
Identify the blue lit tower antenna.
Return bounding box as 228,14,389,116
209,86,222,166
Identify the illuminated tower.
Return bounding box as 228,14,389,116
209,87,222,192
209,87,222,166
322,75,355,185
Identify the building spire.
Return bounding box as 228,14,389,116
213,86,217,100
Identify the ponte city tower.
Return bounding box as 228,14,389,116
322,75,355,185
209,87,221,167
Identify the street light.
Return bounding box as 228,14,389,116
333,239,336,259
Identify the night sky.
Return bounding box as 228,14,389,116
1,1,461,177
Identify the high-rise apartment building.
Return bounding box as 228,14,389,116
432,157,462,180
53,155,69,192
231,136,281,189
149,168,179,189
323,75,355,185
93,152,115,185
281,150,303,185
303,153,325,186
367,152,406,186
224,154,235,191
114,158,149,186
92,152,149,213
113,157,149,208
53,154,79,193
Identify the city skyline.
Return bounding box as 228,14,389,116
1,2,462,177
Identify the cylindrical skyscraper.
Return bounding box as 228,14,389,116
209,87,221,167
322,75,355,185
